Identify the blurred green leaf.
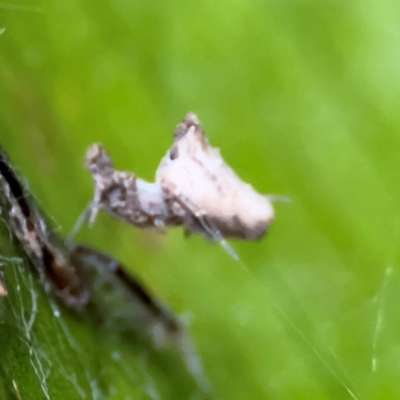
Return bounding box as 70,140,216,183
2,0,400,399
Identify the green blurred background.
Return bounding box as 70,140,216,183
1,0,400,399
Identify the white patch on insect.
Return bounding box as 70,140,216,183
156,112,275,241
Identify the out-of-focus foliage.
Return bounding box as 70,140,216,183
1,0,400,399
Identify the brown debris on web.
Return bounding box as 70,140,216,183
68,243,210,391
73,112,279,259
69,243,184,344
0,145,209,391
0,147,90,308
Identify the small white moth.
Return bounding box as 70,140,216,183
72,113,278,258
